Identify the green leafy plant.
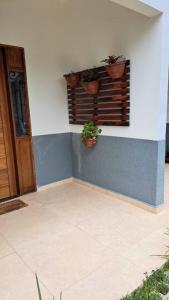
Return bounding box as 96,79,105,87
81,120,102,142
36,274,43,300
35,274,62,300
81,69,99,86
101,54,126,65
121,289,162,300
155,229,169,260
121,262,169,300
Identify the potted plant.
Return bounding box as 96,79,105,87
101,55,126,79
81,120,102,148
81,69,99,96
64,72,79,88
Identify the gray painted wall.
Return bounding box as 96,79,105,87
32,132,165,207
72,133,165,207
33,133,72,187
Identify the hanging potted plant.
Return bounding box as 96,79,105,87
81,69,99,96
101,55,126,79
81,120,102,148
64,72,79,88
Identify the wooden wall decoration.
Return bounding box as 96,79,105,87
66,60,130,126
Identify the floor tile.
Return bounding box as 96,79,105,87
63,256,144,300
0,205,73,249
77,206,160,247
0,234,14,258
17,228,110,294
123,227,169,274
0,254,52,300
41,185,121,226
0,166,168,300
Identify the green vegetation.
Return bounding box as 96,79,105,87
36,274,62,300
81,120,102,141
101,54,126,65
81,69,98,85
121,261,169,300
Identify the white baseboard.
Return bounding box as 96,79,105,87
37,176,164,214
37,177,73,191
72,178,164,214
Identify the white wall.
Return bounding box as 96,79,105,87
0,0,70,136
167,80,169,123
0,0,168,140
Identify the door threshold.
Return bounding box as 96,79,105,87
0,195,19,204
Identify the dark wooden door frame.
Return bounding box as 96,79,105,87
0,43,36,198
0,49,17,200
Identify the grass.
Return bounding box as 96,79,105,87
35,273,62,300
120,261,169,300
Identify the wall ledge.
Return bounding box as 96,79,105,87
37,176,164,214
110,0,162,17
73,178,164,214
37,177,74,191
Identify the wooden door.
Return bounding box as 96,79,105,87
0,49,17,200
0,44,36,200
4,46,36,195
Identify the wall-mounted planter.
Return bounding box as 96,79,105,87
65,60,130,126
84,80,99,96
64,73,79,88
83,138,96,148
81,121,101,148
106,62,125,79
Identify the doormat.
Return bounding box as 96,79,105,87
0,199,28,215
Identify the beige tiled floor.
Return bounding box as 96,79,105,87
1,166,169,300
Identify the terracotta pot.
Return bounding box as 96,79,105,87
84,81,99,96
83,138,96,148
65,73,79,88
106,62,125,79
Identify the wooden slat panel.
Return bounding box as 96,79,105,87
68,99,94,104
68,81,129,94
97,102,129,109
69,104,94,109
95,115,129,121
66,61,130,126
69,115,93,121
101,74,129,84
68,88,129,100
69,108,129,115
96,121,129,126
100,82,129,90
69,109,94,114
68,95,130,104
69,103,130,109
70,121,129,126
